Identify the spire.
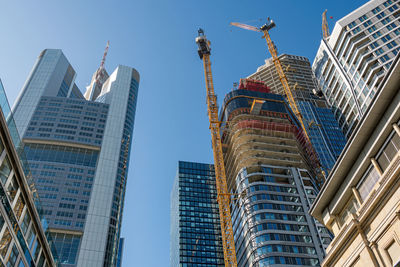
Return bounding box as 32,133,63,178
96,41,110,83
100,40,110,70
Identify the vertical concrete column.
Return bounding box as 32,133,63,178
371,158,383,176
393,123,400,136
352,187,363,206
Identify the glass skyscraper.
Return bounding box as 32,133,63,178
170,161,224,266
12,49,139,267
220,86,331,266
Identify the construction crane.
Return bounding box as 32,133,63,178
230,19,327,184
322,10,330,39
195,29,237,267
231,19,310,142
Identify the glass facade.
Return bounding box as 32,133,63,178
0,79,56,266
170,161,224,267
12,49,140,267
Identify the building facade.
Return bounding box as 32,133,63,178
248,55,346,172
310,55,400,266
312,0,400,137
0,79,56,266
220,84,331,267
12,49,140,267
170,161,224,266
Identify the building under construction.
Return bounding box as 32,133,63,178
220,79,331,266
248,54,346,172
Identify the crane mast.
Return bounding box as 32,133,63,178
322,10,330,39
259,21,311,142
231,20,327,184
195,29,237,267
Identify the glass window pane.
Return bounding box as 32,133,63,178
0,156,11,185
0,227,12,258
358,166,380,200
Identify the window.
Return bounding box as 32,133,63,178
348,21,357,29
370,41,379,49
6,244,19,267
357,165,380,200
20,212,31,235
340,197,359,224
352,27,361,34
0,156,11,185
6,175,18,202
375,48,384,56
376,132,400,171
389,5,398,12
24,143,99,167
359,15,368,22
50,233,81,265
381,34,392,42
0,227,11,258
380,54,390,63
384,0,393,7
372,7,381,14
372,31,382,38
377,12,386,19
382,17,391,25
387,22,397,31
364,20,372,27
387,40,397,49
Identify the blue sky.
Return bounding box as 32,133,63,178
0,0,367,266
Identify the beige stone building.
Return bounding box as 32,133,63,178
310,54,400,266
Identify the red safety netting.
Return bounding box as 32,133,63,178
238,78,271,93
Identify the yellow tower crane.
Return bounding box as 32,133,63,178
195,29,237,267
230,19,326,185
231,19,311,142
322,10,330,39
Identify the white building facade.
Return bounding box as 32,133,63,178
313,0,400,137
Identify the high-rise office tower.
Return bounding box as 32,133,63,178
220,83,331,266
0,79,56,266
170,161,224,266
248,55,346,172
12,49,140,267
312,0,400,137
310,53,400,267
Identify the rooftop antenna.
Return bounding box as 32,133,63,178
95,40,110,83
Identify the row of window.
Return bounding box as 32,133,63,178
255,244,316,256
252,222,309,233
357,126,400,201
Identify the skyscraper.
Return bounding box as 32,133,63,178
0,79,56,266
12,49,140,267
170,161,224,266
220,83,331,266
310,52,400,267
312,0,400,137
248,54,346,172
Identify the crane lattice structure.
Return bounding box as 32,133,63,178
231,19,326,185
231,20,310,142
195,29,238,267
322,10,330,39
